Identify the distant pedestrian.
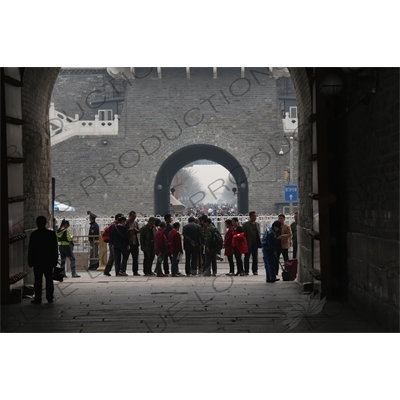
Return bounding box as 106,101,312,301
203,218,218,276
140,217,156,276
28,216,59,304
163,213,173,275
223,219,235,276
275,214,292,276
182,216,204,276
88,213,99,270
126,211,141,275
111,215,130,276
57,219,80,278
242,211,261,275
103,213,123,276
231,219,247,276
168,222,183,277
290,212,298,259
262,220,282,283
154,222,168,277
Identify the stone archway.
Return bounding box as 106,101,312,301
153,144,249,215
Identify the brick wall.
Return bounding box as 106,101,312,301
50,67,298,216
344,68,399,331
19,67,60,284
289,67,314,284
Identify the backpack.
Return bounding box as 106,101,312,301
210,227,223,251
102,223,113,243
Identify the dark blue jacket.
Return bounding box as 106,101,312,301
111,224,129,249
262,227,278,252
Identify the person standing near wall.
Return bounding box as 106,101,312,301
290,212,298,259
28,216,59,304
57,219,80,278
275,214,292,276
262,220,282,283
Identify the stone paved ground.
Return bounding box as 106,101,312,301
1,263,383,333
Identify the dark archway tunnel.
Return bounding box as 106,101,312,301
154,144,249,215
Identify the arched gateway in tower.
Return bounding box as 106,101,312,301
154,144,249,215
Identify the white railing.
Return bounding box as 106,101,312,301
54,214,295,237
49,103,119,146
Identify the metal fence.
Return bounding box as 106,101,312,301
56,214,296,271
55,214,295,238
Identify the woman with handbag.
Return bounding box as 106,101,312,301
56,220,80,278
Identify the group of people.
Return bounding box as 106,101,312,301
100,210,298,282
27,211,298,304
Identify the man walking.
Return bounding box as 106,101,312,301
28,216,59,304
242,211,261,275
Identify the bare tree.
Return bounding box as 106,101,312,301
171,167,202,205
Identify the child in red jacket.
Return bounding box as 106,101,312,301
231,221,248,276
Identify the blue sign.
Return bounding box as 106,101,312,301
284,185,298,202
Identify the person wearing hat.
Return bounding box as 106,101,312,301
87,210,97,219
261,220,282,283
88,212,100,270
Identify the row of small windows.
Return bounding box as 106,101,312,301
98,107,297,121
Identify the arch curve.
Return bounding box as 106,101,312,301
154,144,249,215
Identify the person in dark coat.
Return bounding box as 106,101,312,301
262,220,282,283
242,211,261,275
168,222,183,277
154,222,168,277
28,216,59,304
182,216,205,276
140,217,156,276
111,216,130,276
88,213,100,270
223,219,235,276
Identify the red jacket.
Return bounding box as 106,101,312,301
154,229,168,254
232,232,248,255
224,227,234,256
168,229,183,255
